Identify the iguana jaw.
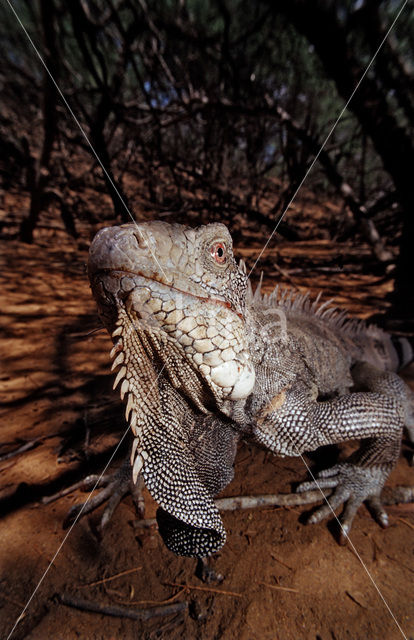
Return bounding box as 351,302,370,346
90,267,240,317
116,273,255,402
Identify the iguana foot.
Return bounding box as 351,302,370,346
195,557,224,584
63,458,144,534
294,463,391,543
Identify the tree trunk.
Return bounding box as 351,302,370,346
274,0,414,329
20,0,59,243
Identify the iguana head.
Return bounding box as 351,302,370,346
88,221,255,405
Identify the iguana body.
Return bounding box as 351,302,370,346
87,221,414,556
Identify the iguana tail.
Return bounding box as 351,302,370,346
350,324,413,373
390,335,414,371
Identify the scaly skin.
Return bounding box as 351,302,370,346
87,221,414,555
88,222,250,555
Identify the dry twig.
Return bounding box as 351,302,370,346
0,439,41,462
397,517,414,531
257,580,299,594
79,566,142,589
164,582,241,598
115,588,186,607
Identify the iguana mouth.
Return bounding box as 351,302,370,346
92,267,244,319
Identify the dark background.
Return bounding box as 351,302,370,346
1,0,414,328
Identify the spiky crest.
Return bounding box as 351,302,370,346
247,283,390,341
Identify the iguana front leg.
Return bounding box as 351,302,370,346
352,360,414,455
251,384,405,540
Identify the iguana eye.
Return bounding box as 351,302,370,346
210,242,227,264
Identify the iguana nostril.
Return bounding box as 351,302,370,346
132,229,148,249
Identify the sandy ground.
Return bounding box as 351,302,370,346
1,217,414,640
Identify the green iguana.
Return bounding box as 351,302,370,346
80,220,414,557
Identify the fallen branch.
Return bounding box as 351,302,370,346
131,492,322,532
131,492,320,531
58,593,187,620
0,439,41,463
215,491,323,511
0,591,26,609
270,553,293,571
345,590,367,608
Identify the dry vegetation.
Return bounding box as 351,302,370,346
1,197,413,640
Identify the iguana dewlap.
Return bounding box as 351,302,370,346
88,221,414,556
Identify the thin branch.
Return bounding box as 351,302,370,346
164,582,242,598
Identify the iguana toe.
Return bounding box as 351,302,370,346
63,458,144,533
195,557,224,584
295,462,391,538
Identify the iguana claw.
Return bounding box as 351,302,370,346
63,459,144,533
295,462,391,541
195,557,224,584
